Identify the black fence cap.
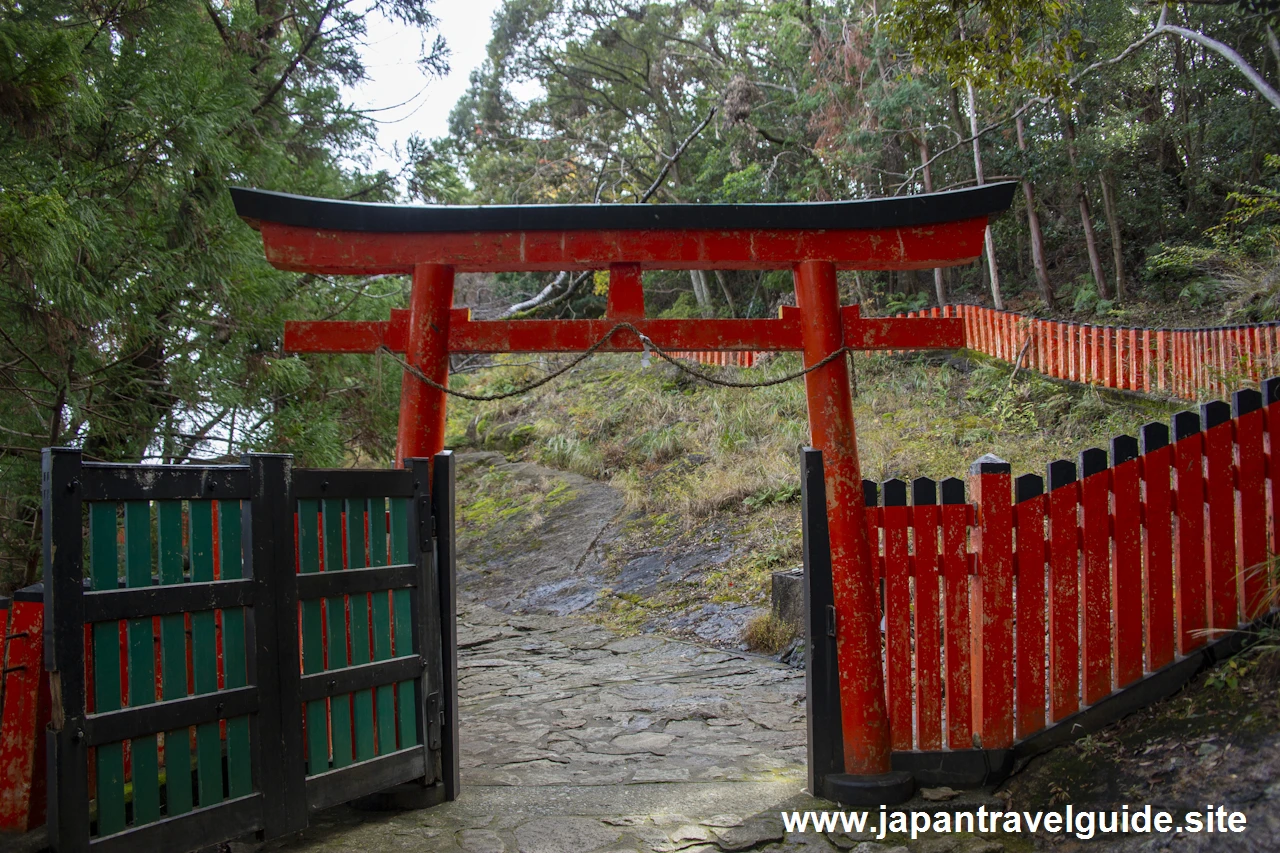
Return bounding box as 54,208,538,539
1015,473,1044,503
940,477,966,504
1264,377,1280,406
1233,388,1262,417
1111,435,1139,466
912,477,938,506
863,479,878,507
1172,410,1202,440
14,582,43,602
1047,459,1077,490
1080,447,1108,478
882,479,907,507
1141,422,1170,454
1200,400,1231,429
969,453,1011,476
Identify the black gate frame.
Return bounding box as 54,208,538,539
41,449,458,852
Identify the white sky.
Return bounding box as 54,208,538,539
344,0,531,187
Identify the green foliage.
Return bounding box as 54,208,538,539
0,0,444,588
883,0,1081,101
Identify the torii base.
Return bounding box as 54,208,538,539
822,771,916,806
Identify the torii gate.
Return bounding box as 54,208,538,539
231,182,1016,799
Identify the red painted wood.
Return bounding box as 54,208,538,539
1116,328,1127,390
970,467,1013,748
1129,329,1141,391
1156,331,1167,393
1173,427,1208,653
396,263,454,462
1069,323,1080,383
1013,493,1047,738
1047,478,1080,722
285,312,965,356
1204,419,1239,631
1103,327,1114,388
941,501,972,749
1142,329,1153,392
795,260,889,775
1056,322,1066,379
1088,325,1098,384
1111,457,1143,687
1079,464,1111,705
865,506,882,583
0,598,49,831
1235,407,1268,619
606,263,645,319
257,217,991,274
883,502,912,750
1143,444,1175,670
913,502,943,750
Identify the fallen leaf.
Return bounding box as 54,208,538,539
920,786,963,801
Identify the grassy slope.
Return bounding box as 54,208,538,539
444,350,1183,646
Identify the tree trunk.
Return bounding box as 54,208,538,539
966,79,1002,309
690,270,714,316
1015,115,1054,306
917,133,947,306
1098,171,1127,299
1062,111,1111,300
713,270,738,317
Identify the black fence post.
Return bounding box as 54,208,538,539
406,457,440,788
43,447,89,852
432,450,460,801
801,447,843,796
244,453,307,837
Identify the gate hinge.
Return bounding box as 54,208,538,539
418,498,435,550
425,692,442,750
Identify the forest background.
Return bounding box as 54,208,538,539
0,0,1278,590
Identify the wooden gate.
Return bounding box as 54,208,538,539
40,449,457,853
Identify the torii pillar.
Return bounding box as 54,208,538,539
232,182,1016,801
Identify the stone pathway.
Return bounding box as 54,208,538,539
260,603,824,853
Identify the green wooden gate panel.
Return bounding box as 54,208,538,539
218,501,253,800
297,499,329,776
88,502,125,837
346,502,376,763
123,501,161,825
321,499,352,770
156,500,193,817
389,497,417,750
42,451,455,853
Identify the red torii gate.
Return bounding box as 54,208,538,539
231,183,1016,796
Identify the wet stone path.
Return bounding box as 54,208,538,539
260,603,832,853
256,603,1024,853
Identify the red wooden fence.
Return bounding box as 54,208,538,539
675,305,1280,403
858,381,1279,751
0,587,50,831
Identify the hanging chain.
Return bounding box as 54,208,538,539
375,321,855,402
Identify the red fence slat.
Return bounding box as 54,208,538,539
1202,404,1239,633
912,488,943,750
970,461,1013,749
1047,462,1080,722
1079,450,1112,705
1173,413,1208,653
940,486,972,749
1234,394,1269,619
882,491,912,751
1013,481,1046,739
1111,442,1143,689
